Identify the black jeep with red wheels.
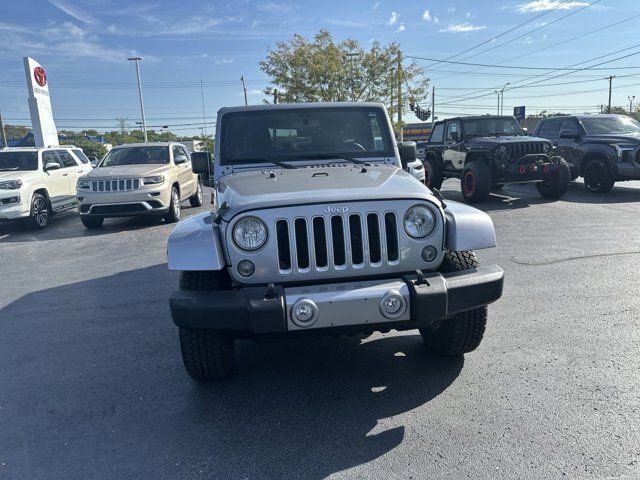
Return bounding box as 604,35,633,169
423,115,571,203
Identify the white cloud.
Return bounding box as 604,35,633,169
466,11,471,17
214,57,234,64
397,23,406,32
257,2,291,13
434,15,439,24
447,6,455,12
388,11,399,25
372,1,380,9
422,9,431,21
49,0,99,25
517,0,588,13
237,89,263,96
107,24,117,33
63,21,88,39
440,22,486,33
324,18,368,28
250,19,259,28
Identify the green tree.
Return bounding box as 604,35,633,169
75,140,107,159
259,30,429,124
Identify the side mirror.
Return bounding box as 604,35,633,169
44,162,61,171
398,141,417,169
559,130,578,139
190,152,213,175
522,127,529,134
89,157,98,168
175,154,188,164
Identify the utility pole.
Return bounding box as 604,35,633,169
115,117,129,135
240,76,248,106
273,89,278,104
200,79,207,137
127,57,147,143
0,111,7,148
431,86,435,129
494,90,500,115
628,95,635,114
495,82,509,116
397,51,403,142
606,75,615,114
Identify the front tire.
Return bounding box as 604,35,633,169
81,216,104,229
420,250,487,355
461,161,492,203
163,186,181,223
189,180,204,207
178,271,234,381
536,158,570,199
27,193,49,229
583,159,614,193
423,155,443,190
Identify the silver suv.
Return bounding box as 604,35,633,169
167,102,504,381
76,142,202,228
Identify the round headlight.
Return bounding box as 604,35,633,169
403,205,436,238
542,143,551,154
496,145,510,161
232,216,267,251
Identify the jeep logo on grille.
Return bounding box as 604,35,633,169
324,206,349,214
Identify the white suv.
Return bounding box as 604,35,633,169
0,146,93,228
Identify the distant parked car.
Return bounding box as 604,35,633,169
423,115,570,203
534,114,640,193
76,142,203,228
0,146,92,228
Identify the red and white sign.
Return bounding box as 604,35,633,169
23,57,58,147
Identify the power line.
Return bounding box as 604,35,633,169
406,55,640,71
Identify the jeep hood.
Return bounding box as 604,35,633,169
84,164,170,178
217,165,435,218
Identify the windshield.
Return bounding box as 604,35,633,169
220,107,394,165
99,146,169,167
580,116,640,135
462,117,523,138
0,151,38,171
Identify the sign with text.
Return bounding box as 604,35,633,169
514,106,526,120
23,57,58,147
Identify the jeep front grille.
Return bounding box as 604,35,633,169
91,179,140,192
508,143,545,158
275,212,399,273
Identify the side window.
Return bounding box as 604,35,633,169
537,119,562,139
172,145,181,163
559,119,579,136
72,149,90,164
57,150,78,168
179,146,189,159
42,151,59,168
429,124,444,143
445,122,461,142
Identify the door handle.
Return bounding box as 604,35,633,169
78,170,83,173
62,173,69,177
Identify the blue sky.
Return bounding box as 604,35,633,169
1,0,639,136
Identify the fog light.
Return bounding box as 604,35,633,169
291,298,318,327
379,289,406,319
1,196,20,205
237,260,255,277
421,245,438,262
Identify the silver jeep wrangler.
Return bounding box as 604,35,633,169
167,102,504,381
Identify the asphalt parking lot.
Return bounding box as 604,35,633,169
1,180,639,480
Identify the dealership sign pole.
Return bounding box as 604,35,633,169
23,57,59,147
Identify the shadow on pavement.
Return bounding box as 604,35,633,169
0,264,463,480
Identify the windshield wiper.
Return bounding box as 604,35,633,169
237,157,296,169
290,153,370,165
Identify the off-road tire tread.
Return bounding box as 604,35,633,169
179,328,234,381
584,158,614,194
178,270,234,381
536,158,571,198
423,155,444,190
461,160,492,203
420,249,487,355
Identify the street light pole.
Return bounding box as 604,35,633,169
127,57,147,143
494,90,500,115
628,95,635,114
499,82,510,116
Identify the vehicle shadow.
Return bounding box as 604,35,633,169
439,179,640,213
0,203,207,243
0,264,463,480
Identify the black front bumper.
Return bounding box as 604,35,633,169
170,266,504,337
499,154,558,183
